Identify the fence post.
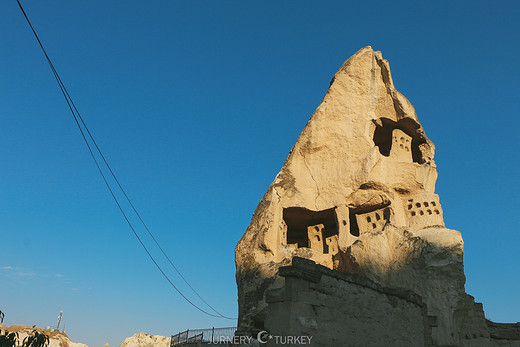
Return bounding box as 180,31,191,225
186,329,189,343
211,327,215,343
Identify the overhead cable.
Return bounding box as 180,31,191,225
16,0,235,320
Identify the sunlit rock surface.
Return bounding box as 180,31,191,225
235,47,520,346
118,332,170,347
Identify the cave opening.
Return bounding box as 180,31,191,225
348,202,391,236
284,207,338,253
372,117,425,163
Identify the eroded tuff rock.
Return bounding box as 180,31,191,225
235,47,518,346
118,332,170,347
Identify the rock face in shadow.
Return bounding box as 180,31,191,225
235,47,519,346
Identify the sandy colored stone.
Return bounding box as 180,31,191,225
236,46,442,333
235,46,519,345
390,128,413,162
118,332,170,347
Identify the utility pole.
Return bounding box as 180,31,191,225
56,311,63,332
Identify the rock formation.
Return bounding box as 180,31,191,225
235,47,520,346
118,332,170,347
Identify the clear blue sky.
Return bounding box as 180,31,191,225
1,1,519,346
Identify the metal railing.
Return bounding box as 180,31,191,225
171,327,236,346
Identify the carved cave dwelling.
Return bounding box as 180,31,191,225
235,47,520,346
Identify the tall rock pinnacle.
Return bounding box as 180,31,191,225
235,47,515,345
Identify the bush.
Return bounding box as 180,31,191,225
0,330,18,347
23,331,49,347
0,329,49,347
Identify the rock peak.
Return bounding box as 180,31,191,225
235,47,508,345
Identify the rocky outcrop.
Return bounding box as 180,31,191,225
0,324,88,347
118,332,170,347
265,257,434,346
266,258,520,346
235,46,519,345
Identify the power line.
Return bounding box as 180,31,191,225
16,0,235,320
